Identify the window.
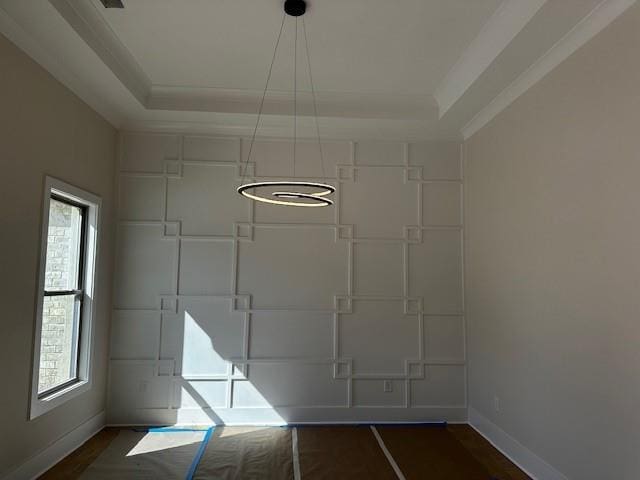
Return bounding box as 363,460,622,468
30,177,101,419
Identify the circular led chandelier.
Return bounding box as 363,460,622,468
237,0,335,207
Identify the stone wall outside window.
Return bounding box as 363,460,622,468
38,200,79,392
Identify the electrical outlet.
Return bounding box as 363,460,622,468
140,380,149,393
383,380,393,393
494,395,500,413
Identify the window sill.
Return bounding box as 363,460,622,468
30,379,91,420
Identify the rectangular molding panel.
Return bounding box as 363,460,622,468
108,133,466,424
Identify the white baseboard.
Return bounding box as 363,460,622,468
4,411,106,480
468,407,568,480
105,406,468,426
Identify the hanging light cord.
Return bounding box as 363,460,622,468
303,16,327,182
293,17,298,177
240,10,328,184
240,12,286,181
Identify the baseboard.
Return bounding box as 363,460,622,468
468,407,568,480
105,406,468,426
4,411,106,480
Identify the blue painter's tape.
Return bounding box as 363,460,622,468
185,426,214,480
287,421,448,428
147,426,211,432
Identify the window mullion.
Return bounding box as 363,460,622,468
43,289,83,297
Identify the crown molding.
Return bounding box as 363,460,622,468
462,0,637,140
121,116,459,143
46,0,438,125
48,0,150,104
147,86,437,120
0,3,123,127
434,0,547,118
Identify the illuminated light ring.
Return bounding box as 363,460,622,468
237,181,335,207
273,191,333,206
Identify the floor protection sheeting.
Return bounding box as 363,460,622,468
78,425,498,479
296,426,397,480
79,429,206,479
193,426,294,479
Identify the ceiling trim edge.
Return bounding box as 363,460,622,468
462,0,637,140
49,0,151,105
433,0,547,119
0,3,123,127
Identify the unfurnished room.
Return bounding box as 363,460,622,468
1,0,639,479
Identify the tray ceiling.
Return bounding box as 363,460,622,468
0,0,632,140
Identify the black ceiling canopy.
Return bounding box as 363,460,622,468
99,0,124,8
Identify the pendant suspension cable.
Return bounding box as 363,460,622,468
240,12,286,181
302,17,327,182
293,17,298,177
237,0,334,208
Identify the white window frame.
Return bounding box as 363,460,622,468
30,176,101,420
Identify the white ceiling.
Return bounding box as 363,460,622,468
0,0,634,140
91,0,502,95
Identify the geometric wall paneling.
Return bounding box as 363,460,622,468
113,224,177,309
178,239,234,295
167,162,252,237
118,175,165,221
236,225,349,310
183,135,241,163
410,365,466,407
234,223,254,241
354,141,405,166
231,380,272,408
163,222,181,238
423,182,463,226
232,363,348,408
333,358,352,380
352,379,406,407
253,194,335,225
172,379,228,410
425,316,466,361
120,133,180,174
338,299,421,376
111,132,465,423
339,166,420,240
242,139,350,179
408,142,462,180
110,310,161,360
159,297,246,378
353,242,403,296
249,311,334,359
408,229,463,315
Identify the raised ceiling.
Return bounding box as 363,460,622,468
91,0,502,95
0,0,634,140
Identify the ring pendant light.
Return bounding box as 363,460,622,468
237,0,335,207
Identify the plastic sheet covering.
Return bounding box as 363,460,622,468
79,429,206,479
376,425,490,479
194,426,294,480
297,426,397,480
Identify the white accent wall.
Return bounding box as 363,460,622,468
108,133,465,425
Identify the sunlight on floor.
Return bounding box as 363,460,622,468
126,431,205,457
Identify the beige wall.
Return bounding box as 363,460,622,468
464,4,640,479
0,33,117,476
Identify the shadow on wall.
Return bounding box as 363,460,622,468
109,296,348,426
